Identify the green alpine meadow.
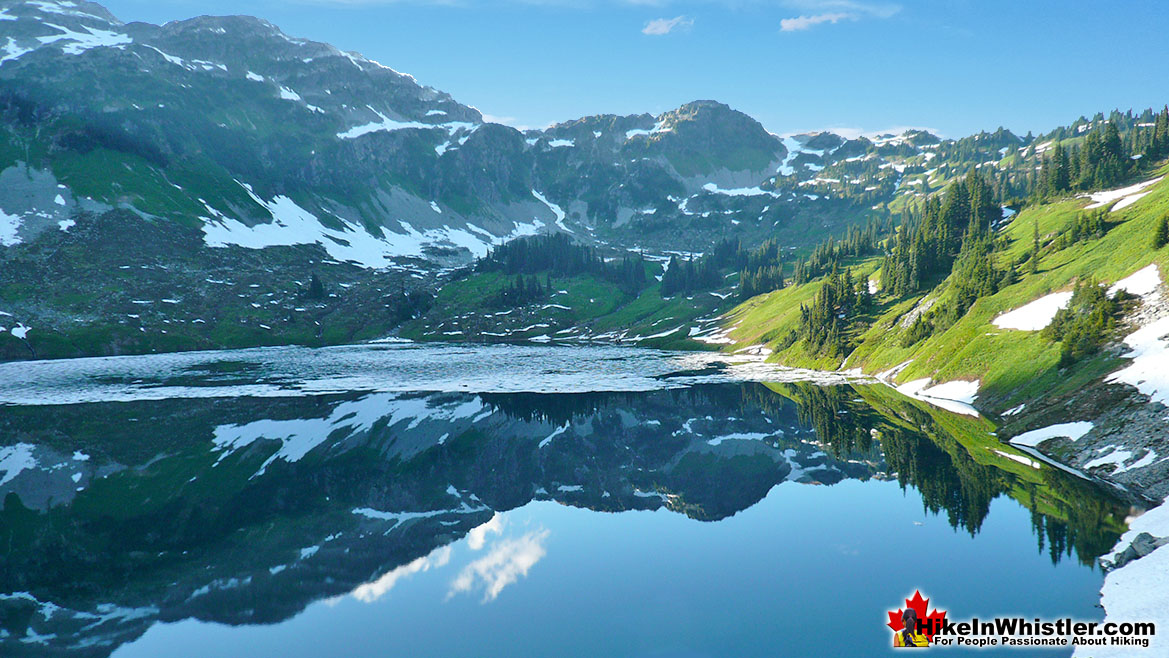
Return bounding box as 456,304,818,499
1,1,1167,656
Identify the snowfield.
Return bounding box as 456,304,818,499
992,449,1040,469
895,378,980,416
701,183,780,198
531,190,570,233
200,180,544,266
1108,264,1162,298
336,106,477,140
1080,504,1169,657
0,207,21,245
1106,315,1169,407
625,121,670,140
1083,176,1163,211
992,291,1073,331
0,443,37,485
1008,421,1093,447
37,22,131,56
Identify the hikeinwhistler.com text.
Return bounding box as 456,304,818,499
921,617,1155,649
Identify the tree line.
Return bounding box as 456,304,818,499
477,233,649,300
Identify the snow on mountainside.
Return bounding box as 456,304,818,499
1,0,1155,362
0,1,812,265
0,0,1042,270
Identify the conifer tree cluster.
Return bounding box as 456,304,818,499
1042,279,1123,368
934,234,1004,326
791,219,886,285
1136,106,1169,160
489,274,551,308
737,239,785,299
660,238,750,298
1035,122,1136,196
478,234,648,296
794,265,872,357
738,218,887,299
1153,216,1169,250
881,172,1002,297
1057,210,1108,248
660,255,723,297
306,272,325,300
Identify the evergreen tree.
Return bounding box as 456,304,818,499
1030,217,1041,274
478,234,650,300
1154,216,1169,250
308,272,325,299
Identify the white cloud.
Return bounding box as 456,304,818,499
779,1,900,31
448,529,550,602
780,11,853,31
642,15,693,35
349,545,452,603
466,513,504,550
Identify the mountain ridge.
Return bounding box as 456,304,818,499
2,0,1166,361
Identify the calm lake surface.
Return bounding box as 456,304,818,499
0,344,1128,657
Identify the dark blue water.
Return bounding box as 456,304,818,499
114,484,1103,658
0,346,1126,657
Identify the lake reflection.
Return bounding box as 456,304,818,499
0,366,1128,657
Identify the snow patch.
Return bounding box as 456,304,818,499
0,443,37,486
1008,421,1093,448
1107,316,1169,406
701,183,780,198
538,423,569,449
1083,177,1163,211
1,37,32,64
201,180,539,266
337,106,475,140
1109,264,1161,298
895,378,980,416
37,22,131,55
532,190,570,233
706,432,772,447
992,449,1040,469
0,207,21,245
1085,525,1169,657
625,121,670,140
1083,446,1133,472
992,291,1073,331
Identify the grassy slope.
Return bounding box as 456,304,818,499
727,162,1169,413
724,256,886,370
400,265,731,350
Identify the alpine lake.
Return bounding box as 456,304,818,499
0,343,1130,657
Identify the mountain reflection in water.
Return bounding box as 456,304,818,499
0,380,1127,657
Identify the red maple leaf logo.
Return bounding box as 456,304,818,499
887,590,947,641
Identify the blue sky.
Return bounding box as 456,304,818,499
98,0,1169,137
